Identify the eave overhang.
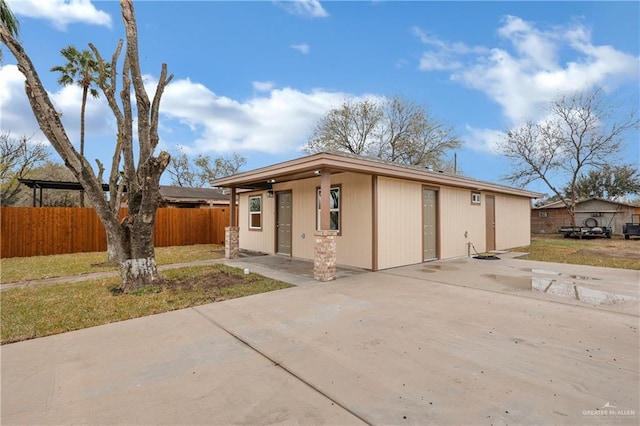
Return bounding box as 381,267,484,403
210,152,543,199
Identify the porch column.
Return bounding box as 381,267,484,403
225,187,239,259
314,169,337,281
229,187,237,226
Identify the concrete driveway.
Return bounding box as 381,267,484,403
2,255,638,425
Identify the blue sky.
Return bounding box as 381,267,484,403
1,0,639,196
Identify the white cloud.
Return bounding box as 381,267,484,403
464,126,505,154
253,81,275,92
413,27,487,71
156,77,353,154
277,0,329,18
418,51,462,71
1,65,374,163
412,27,488,56
0,64,114,147
416,16,640,151
290,43,310,55
0,65,41,139
8,0,112,30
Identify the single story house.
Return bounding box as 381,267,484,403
211,152,541,280
532,198,640,235
159,185,230,208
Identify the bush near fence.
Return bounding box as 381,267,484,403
0,206,235,258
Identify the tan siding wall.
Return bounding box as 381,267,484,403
272,172,372,269
237,173,534,268
376,177,422,269
494,194,531,249
239,191,275,253
439,187,486,258
338,173,372,269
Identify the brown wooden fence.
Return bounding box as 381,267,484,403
0,206,235,259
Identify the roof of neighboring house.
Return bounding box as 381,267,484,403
19,178,110,191
18,180,230,203
534,197,638,210
159,185,229,204
210,151,543,199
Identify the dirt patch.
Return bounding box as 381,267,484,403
534,235,640,260
164,269,244,292
576,241,640,260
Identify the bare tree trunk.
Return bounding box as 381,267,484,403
1,0,173,293
118,152,170,290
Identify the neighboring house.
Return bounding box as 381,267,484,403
532,198,640,235
159,185,230,208
18,180,232,209
211,152,541,276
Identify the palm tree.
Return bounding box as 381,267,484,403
51,46,101,207
0,0,19,62
0,0,18,36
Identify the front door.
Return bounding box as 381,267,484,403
422,188,437,260
485,195,496,252
276,192,292,255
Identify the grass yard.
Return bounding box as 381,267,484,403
2,235,637,345
1,264,292,344
0,244,224,283
512,234,640,270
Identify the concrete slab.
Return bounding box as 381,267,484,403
393,256,640,315
0,307,364,425
2,257,638,425
195,262,639,425
224,254,367,285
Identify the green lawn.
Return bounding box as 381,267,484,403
512,235,640,270
0,244,224,283
2,236,637,345
1,264,292,344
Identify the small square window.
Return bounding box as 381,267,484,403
471,192,481,205
538,211,548,218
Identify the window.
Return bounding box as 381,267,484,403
248,195,262,230
538,211,548,218
317,186,340,232
471,192,481,205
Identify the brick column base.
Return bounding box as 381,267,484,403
314,230,337,281
225,226,239,259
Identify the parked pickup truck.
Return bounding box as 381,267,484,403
623,214,640,240
560,217,612,239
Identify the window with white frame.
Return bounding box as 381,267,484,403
317,186,340,232
248,195,262,230
471,192,481,205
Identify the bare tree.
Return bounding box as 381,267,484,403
1,0,173,292
194,152,246,182
168,149,246,187
305,95,461,170
307,98,382,156
499,89,639,225
167,148,197,187
0,132,49,205
16,160,81,207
